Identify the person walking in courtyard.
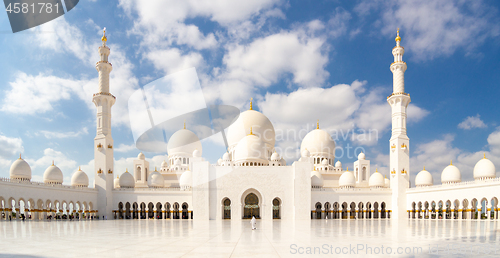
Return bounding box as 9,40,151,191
251,216,257,230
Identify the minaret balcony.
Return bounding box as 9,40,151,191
95,60,112,67
93,92,116,99
97,143,103,149
387,92,410,99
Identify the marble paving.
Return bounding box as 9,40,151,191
0,219,499,257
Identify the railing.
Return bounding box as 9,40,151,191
387,92,410,99
0,177,96,191
408,177,500,192
92,92,116,99
114,187,186,192
312,187,392,192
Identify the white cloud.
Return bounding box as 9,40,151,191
25,148,77,184
355,0,500,60
114,143,137,153
0,134,24,159
145,48,204,75
37,127,89,139
458,114,487,130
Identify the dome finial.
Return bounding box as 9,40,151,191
395,28,401,42
102,27,107,42
376,168,378,173
423,165,426,170
19,153,22,160
183,120,186,129
249,97,253,110
78,166,81,171
450,160,453,165
317,120,319,129
249,127,254,135
155,167,157,171
126,168,128,172
52,160,54,166
484,153,486,159
346,166,349,172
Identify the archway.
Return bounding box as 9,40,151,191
165,203,171,219
491,197,498,220
243,193,260,219
223,198,231,219
156,202,162,219
480,198,488,219
341,202,348,219
132,202,138,219
350,202,356,219
173,203,179,219
324,202,331,219
315,202,322,219
381,202,387,218
373,202,379,219
366,202,372,219
118,202,123,219
462,199,468,219
182,203,188,219
273,198,281,219
140,202,146,219
333,202,339,219
125,202,131,219
358,202,363,219
471,199,478,219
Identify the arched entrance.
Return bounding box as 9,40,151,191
243,193,260,219
272,198,280,219
223,198,231,219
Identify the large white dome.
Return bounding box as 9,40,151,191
179,170,192,190
71,168,89,187
43,163,63,184
441,163,461,184
368,170,384,188
148,170,164,188
233,134,269,165
167,129,202,156
119,171,135,188
300,128,335,157
473,156,496,180
227,110,275,150
415,169,433,187
339,171,355,188
9,157,31,180
311,169,324,187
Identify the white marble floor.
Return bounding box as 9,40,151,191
0,219,499,257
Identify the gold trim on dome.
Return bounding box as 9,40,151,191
316,120,319,129
249,98,253,110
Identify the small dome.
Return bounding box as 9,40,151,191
179,170,192,190
358,152,365,160
301,149,310,158
71,168,89,187
300,129,335,157
161,160,168,168
222,152,230,161
368,170,384,188
339,171,355,188
43,163,63,184
233,134,269,165
114,176,120,188
138,152,145,160
335,160,342,167
167,129,202,156
311,169,324,187
217,158,222,165
321,159,328,165
441,162,461,184
384,177,390,187
415,169,433,187
271,152,280,161
473,155,496,180
148,170,164,188
119,170,135,188
193,149,201,158
9,156,31,180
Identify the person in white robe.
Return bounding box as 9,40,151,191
251,216,257,230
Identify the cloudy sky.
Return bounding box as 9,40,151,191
0,0,499,185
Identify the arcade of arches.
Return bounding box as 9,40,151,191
0,196,96,221
409,197,499,220
312,201,390,219
114,202,192,219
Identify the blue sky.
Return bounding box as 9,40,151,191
0,0,499,185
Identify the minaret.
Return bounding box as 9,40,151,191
388,29,410,220
93,28,115,219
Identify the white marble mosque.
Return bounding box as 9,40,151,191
0,29,499,224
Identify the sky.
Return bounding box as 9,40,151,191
0,0,499,186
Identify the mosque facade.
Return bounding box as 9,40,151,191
0,30,499,222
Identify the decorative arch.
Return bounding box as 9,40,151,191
273,198,282,219
222,198,231,219
241,188,262,219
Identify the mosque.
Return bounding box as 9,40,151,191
0,30,499,222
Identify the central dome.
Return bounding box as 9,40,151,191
10,157,31,180
167,128,202,156
415,169,433,187
43,163,63,184
441,163,461,184
71,168,89,187
300,128,336,157
227,110,275,150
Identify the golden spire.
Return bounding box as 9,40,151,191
346,167,349,172
376,168,378,173
316,120,319,129
183,120,186,129
52,160,54,166
395,28,401,42
78,166,81,171
484,153,486,159
19,153,22,160
249,127,254,135
101,27,107,42
249,97,253,110
423,166,426,170
155,167,157,171
126,168,128,173
450,160,453,165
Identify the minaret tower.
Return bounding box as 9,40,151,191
93,28,115,219
388,29,410,220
